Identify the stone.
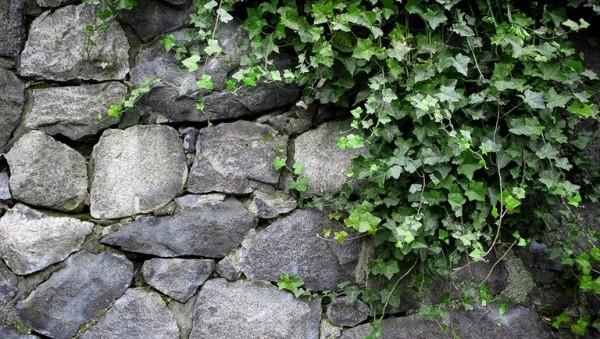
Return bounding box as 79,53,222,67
518,241,564,284
257,107,315,135
248,183,297,219
320,319,342,339
340,304,552,339
0,69,24,153
81,288,179,339
215,249,242,281
22,82,127,140
0,0,26,57
181,127,199,154
0,172,10,201
16,251,133,339
326,297,368,327
189,279,321,339
19,4,129,81
292,120,367,196
0,261,18,302
36,0,74,7
142,258,214,303
527,287,574,315
168,293,197,339
90,125,187,219
102,198,256,258
119,0,195,42
187,121,288,194
131,24,299,124
0,204,93,275
5,131,88,212
174,193,226,210
239,208,363,291
0,326,38,339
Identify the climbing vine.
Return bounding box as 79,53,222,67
88,0,600,335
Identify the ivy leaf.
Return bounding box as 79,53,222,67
181,54,200,72
196,74,214,91
292,162,304,175
448,192,466,217
345,202,381,234
204,39,222,56
452,22,474,36
421,7,448,30
162,34,175,52
465,181,486,202
519,90,546,109
372,259,399,280
289,176,310,192
508,117,544,136
273,156,286,170
535,143,559,160
217,8,233,23
352,38,376,61
452,53,470,76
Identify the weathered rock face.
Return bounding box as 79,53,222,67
36,0,74,7
168,293,197,339
0,172,11,202
292,120,366,196
175,193,226,210
340,304,553,339
187,121,287,194
16,251,133,339
130,24,299,124
102,198,256,258
19,4,129,81
0,325,38,339
23,82,127,140
190,279,321,339
247,183,297,219
239,209,363,291
0,0,26,57
90,125,187,219
81,288,179,339
0,69,25,153
0,261,18,302
119,0,195,42
326,297,369,327
215,249,242,281
0,204,93,275
5,131,88,212
257,108,315,135
142,258,214,303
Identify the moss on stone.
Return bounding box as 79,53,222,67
500,252,536,304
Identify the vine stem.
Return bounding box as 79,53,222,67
379,259,418,321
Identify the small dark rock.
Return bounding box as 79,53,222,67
119,0,195,42
0,0,26,58
326,297,369,327
142,258,214,303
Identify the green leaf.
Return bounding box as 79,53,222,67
334,231,348,244
181,54,200,72
273,156,286,171
204,39,222,56
452,22,474,36
519,90,546,110
162,34,175,52
216,8,233,23
345,202,381,234
465,181,486,202
372,259,399,280
508,117,544,136
289,176,310,192
352,38,376,61
292,162,304,175
196,74,214,91
452,53,470,76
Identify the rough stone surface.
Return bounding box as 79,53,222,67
215,249,242,281
326,297,369,327
36,0,74,7
19,4,129,81
23,82,127,140
0,0,26,57
257,108,315,135
16,251,133,339
102,198,256,258
5,131,88,212
248,183,297,219
240,208,363,291
340,304,552,339
119,0,195,42
0,261,18,302
0,69,25,153
0,326,38,339
187,121,288,194
90,125,187,219
168,293,197,339
174,193,225,210
81,288,179,339
131,24,299,124
293,120,366,196
142,258,214,303
320,319,342,339
0,204,93,275
0,172,11,201
190,279,321,339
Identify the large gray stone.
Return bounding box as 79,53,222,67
16,251,133,339
326,297,368,327
215,249,242,281
0,261,18,302
190,279,321,339
5,131,88,212
247,183,297,219
119,0,195,42
0,204,93,275
102,198,256,258
90,125,187,219
0,326,38,339
187,121,287,194
142,258,214,303
0,69,24,153
22,82,127,140
239,209,363,291
131,24,299,124
339,304,552,339
0,0,26,57
19,4,129,81
292,120,367,196
81,288,179,339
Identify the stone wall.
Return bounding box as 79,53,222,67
0,1,581,338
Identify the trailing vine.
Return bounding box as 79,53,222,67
88,0,600,336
